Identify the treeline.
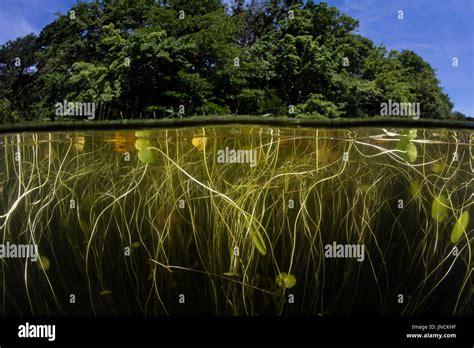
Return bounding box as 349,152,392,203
0,0,467,122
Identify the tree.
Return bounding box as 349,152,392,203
0,0,456,122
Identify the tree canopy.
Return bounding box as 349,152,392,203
0,0,464,122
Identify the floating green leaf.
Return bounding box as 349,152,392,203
450,211,469,243
431,195,449,222
135,130,156,138
276,272,296,289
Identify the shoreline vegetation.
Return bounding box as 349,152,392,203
0,116,473,134
0,1,471,124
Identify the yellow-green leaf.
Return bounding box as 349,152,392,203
38,256,50,271
431,195,449,222
247,219,267,255
138,148,157,164
276,272,296,289
191,136,208,151
409,181,421,201
403,143,417,163
451,211,469,243
134,138,154,151
432,162,444,173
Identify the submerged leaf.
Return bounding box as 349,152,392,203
431,195,449,222
403,143,417,162
138,148,157,164
192,136,208,151
135,138,154,151
409,181,421,201
110,132,136,153
451,211,469,243
248,220,267,255
223,272,240,277
73,135,86,152
80,195,96,216
432,162,444,173
356,183,371,193
132,242,141,249
99,290,112,296
276,272,296,289
38,256,50,271
402,129,417,140
396,136,417,163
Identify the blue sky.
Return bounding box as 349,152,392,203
326,0,474,117
0,0,473,116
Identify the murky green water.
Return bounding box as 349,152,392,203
0,126,472,315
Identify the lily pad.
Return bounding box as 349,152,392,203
276,272,296,289
135,130,156,138
431,195,449,222
450,211,469,244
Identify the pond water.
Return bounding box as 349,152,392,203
0,126,472,315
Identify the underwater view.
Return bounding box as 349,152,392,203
0,125,472,316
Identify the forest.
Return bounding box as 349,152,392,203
0,0,467,122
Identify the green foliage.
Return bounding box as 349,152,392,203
0,0,460,122
0,98,21,123
296,93,342,118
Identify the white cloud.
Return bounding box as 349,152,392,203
0,13,37,44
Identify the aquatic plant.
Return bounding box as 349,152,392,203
0,127,471,316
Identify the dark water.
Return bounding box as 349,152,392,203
0,126,472,315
